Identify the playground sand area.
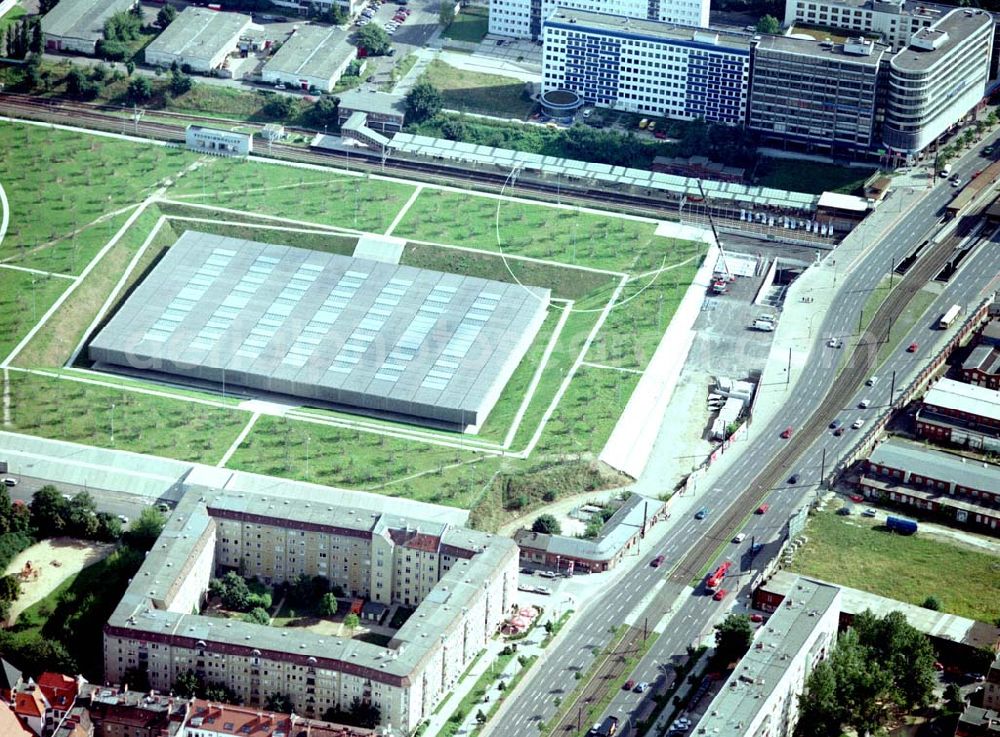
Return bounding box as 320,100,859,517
4,537,116,624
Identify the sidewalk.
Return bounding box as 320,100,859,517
392,47,437,96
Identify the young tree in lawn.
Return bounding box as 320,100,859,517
404,80,442,123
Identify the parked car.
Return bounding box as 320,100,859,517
1,478,17,487
837,506,852,516
713,588,728,601
750,613,764,623
695,507,708,520
849,494,865,503
117,515,129,525
862,508,877,518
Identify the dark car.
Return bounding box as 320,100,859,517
624,679,636,690
780,426,793,439
651,555,665,568
829,419,842,430
907,342,918,352
834,427,845,436
788,473,799,484
695,507,708,520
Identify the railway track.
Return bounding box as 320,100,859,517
547,212,985,737
0,94,840,247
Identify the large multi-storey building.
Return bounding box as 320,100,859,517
782,0,948,51
748,35,888,155
698,577,841,737
541,10,750,122
103,489,518,734
490,0,709,40
882,8,994,158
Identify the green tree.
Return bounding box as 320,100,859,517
65,67,87,96
355,24,391,55
168,67,194,97
347,697,380,728
96,39,130,61
755,15,781,34
343,612,360,630
796,660,843,737
126,507,166,551
210,571,253,612
156,4,178,29
31,485,69,535
476,709,487,724
944,683,964,714
440,0,455,26
265,693,293,713
0,574,21,603
714,613,754,665
39,0,60,13
263,94,298,119
318,592,339,617
921,595,941,611
104,10,142,42
204,682,238,703
0,485,13,534
531,514,561,535
30,20,41,55
306,95,341,129
243,606,270,625
405,80,443,123
66,492,98,538
172,669,201,698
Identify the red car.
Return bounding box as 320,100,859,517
973,170,982,179
651,555,665,568
750,614,764,623
907,342,918,352
624,679,636,690
780,426,793,439
756,504,769,515
834,427,845,436
713,588,728,601
849,494,864,503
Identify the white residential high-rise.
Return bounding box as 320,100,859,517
490,0,710,40
541,10,749,123
882,7,994,158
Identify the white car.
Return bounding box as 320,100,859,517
827,337,842,348
859,399,870,409
866,376,878,386
733,533,747,543
2,477,17,487
852,418,865,429
117,514,129,525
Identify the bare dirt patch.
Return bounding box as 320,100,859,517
4,537,115,625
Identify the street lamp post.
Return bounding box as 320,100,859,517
110,402,116,445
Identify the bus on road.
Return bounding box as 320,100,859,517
938,304,962,329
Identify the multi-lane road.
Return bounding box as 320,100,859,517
491,143,1000,737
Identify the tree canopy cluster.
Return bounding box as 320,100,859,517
354,24,391,56
405,81,443,124
531,514,562,535
29,486,124,543
796,610,938,737
209,571,273,613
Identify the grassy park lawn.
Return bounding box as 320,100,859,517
0,270,71,360
790,511,1000,623
421,60,535,118
0,123,194,274
4,370,247,464
757,158,875,195
166,159,416,234
442,5,490,42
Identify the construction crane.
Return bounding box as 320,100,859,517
695,180,733,293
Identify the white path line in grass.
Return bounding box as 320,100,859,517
247,153,365,177
9,366,242,412
164,214,354,237
517,273,630,458
67,216,167,368
629,254,701,282
218,412,260,467
156,198,370,236
168,178,364,202
370,454,490,492
0,116,169,147
580,361,644,375
384,184,424,236
0,180,8,249
401,233,627,278
2,368,10,427
502,301,573,450
0,202,142,266
1,197,155,368
0,264,77,280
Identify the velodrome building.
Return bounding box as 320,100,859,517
103,488,519,733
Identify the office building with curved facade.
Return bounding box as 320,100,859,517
883,8,994,157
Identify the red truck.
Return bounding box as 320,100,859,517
706,561,731,590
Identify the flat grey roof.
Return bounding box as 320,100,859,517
698,577,840,735
145,7,251,65
868,438,1000,494
263,25,354,81
892,7,992,70
337,90,407,118
755,34,889,64
923,377,1000,423
88,231,550,427
41,0,137,43
544,8,750,49
963,344,1000,375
